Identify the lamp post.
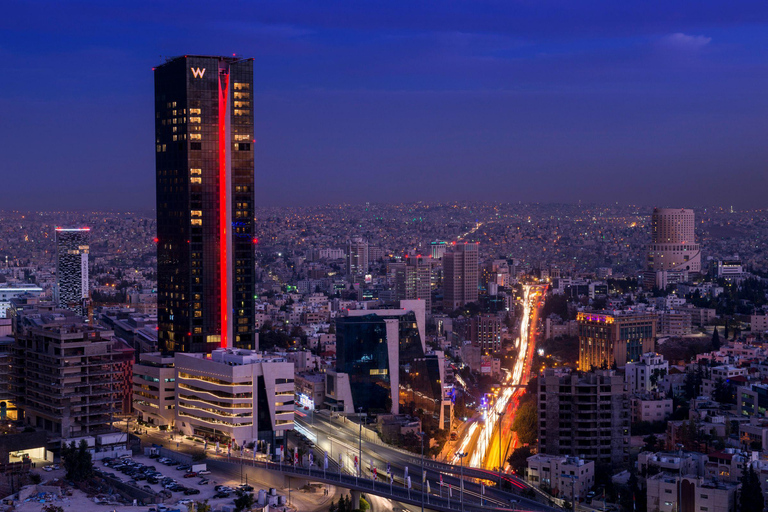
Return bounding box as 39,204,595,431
419,431,426,512
456,451,467,512
357,407,364,481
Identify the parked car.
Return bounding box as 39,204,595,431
176,465,191,471
197,470,211,475
183,488,200,495
198,479,209,485
183,472,197,478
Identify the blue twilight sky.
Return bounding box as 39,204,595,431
2,1,768,210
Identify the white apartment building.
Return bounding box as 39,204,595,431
526,454,594,502
0,285,43,318
133,353,176,428
174,349,295,447
646,474,737,512
625,352,669,393
631,396,673,423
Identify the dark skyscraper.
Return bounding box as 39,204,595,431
154,55,255,353
54,227,90,315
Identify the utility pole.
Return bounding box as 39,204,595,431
457,451,467,512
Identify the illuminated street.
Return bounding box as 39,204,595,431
451,284,545,471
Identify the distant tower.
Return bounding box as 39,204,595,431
443,243,479,311
154,55,256,353
394,256,432,311
346,237,369,276
647,208,701,273
55,228,90,315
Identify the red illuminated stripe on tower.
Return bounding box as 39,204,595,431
218,71,230,348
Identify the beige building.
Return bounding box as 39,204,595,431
646,208,701,274
526,454,594,501
133,353,176,428
646,473,737,512
752,313,768,333
174,349,294,448
630,396,673,423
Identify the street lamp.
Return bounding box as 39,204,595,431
456,451,467,512
418,431,426,512
357,407,366,481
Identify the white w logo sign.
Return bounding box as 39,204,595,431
190,67,206,78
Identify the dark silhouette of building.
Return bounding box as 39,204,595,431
154,55,255,353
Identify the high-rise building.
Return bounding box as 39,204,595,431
443,243,479,311
346,237,369,276
430,241,448,260
54,228,89,315
393,256,432,311
154,55,256,353
538,369,629,467
577,311,656,370
646,208,701,285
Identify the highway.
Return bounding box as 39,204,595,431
482,284,545,475
450,284,544,475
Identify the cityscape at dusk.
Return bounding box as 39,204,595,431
2,3,768,512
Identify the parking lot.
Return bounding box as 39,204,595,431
97,453,255,509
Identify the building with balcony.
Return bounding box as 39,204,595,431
538,369,629,467
525,454,594,502
12,306,132,448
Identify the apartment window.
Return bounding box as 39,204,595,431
190,117,201,123
191,142,201,150
189,108,201,114
190,168,202,175
190,133,202,140
191,219,202,226
190,177,202,184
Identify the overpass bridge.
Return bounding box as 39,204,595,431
205,456,558,512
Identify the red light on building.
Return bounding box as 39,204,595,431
153,237,159,243
252,238,259,244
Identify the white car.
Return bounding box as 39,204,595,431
197,470,211,475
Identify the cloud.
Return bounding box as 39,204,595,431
661,33,712,50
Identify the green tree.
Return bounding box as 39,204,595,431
712,327,721,350
60,439,93,482
738,464,764,512
193,501,211,512
511,400,538,445
507,445,533,476
233,492,254,512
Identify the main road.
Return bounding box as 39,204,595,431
482,284,545,474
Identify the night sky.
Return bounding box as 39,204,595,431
2,1,768,210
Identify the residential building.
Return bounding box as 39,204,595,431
54,228,90,315
154,55,256,353
625,352,669,393
630,396,673,423
646,474,737,512
0,286,43,319
752,314,768,333
538,369,630,467
443,243,479,311
526,454,594,502
577,312,656,370
716,260,743,281
657,310,692,336
174,348,294,448
13,306,132,448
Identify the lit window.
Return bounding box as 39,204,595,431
234,101,250,108
234,135,251,141
190,177,202,184
191,219,202,226
190,168,202,175
234,109,247,116
190,117,201,123
190,108,201,114
191,210,202,217
234,82,250,90
190,134,201,140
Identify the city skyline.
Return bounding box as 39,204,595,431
3,1,768,210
